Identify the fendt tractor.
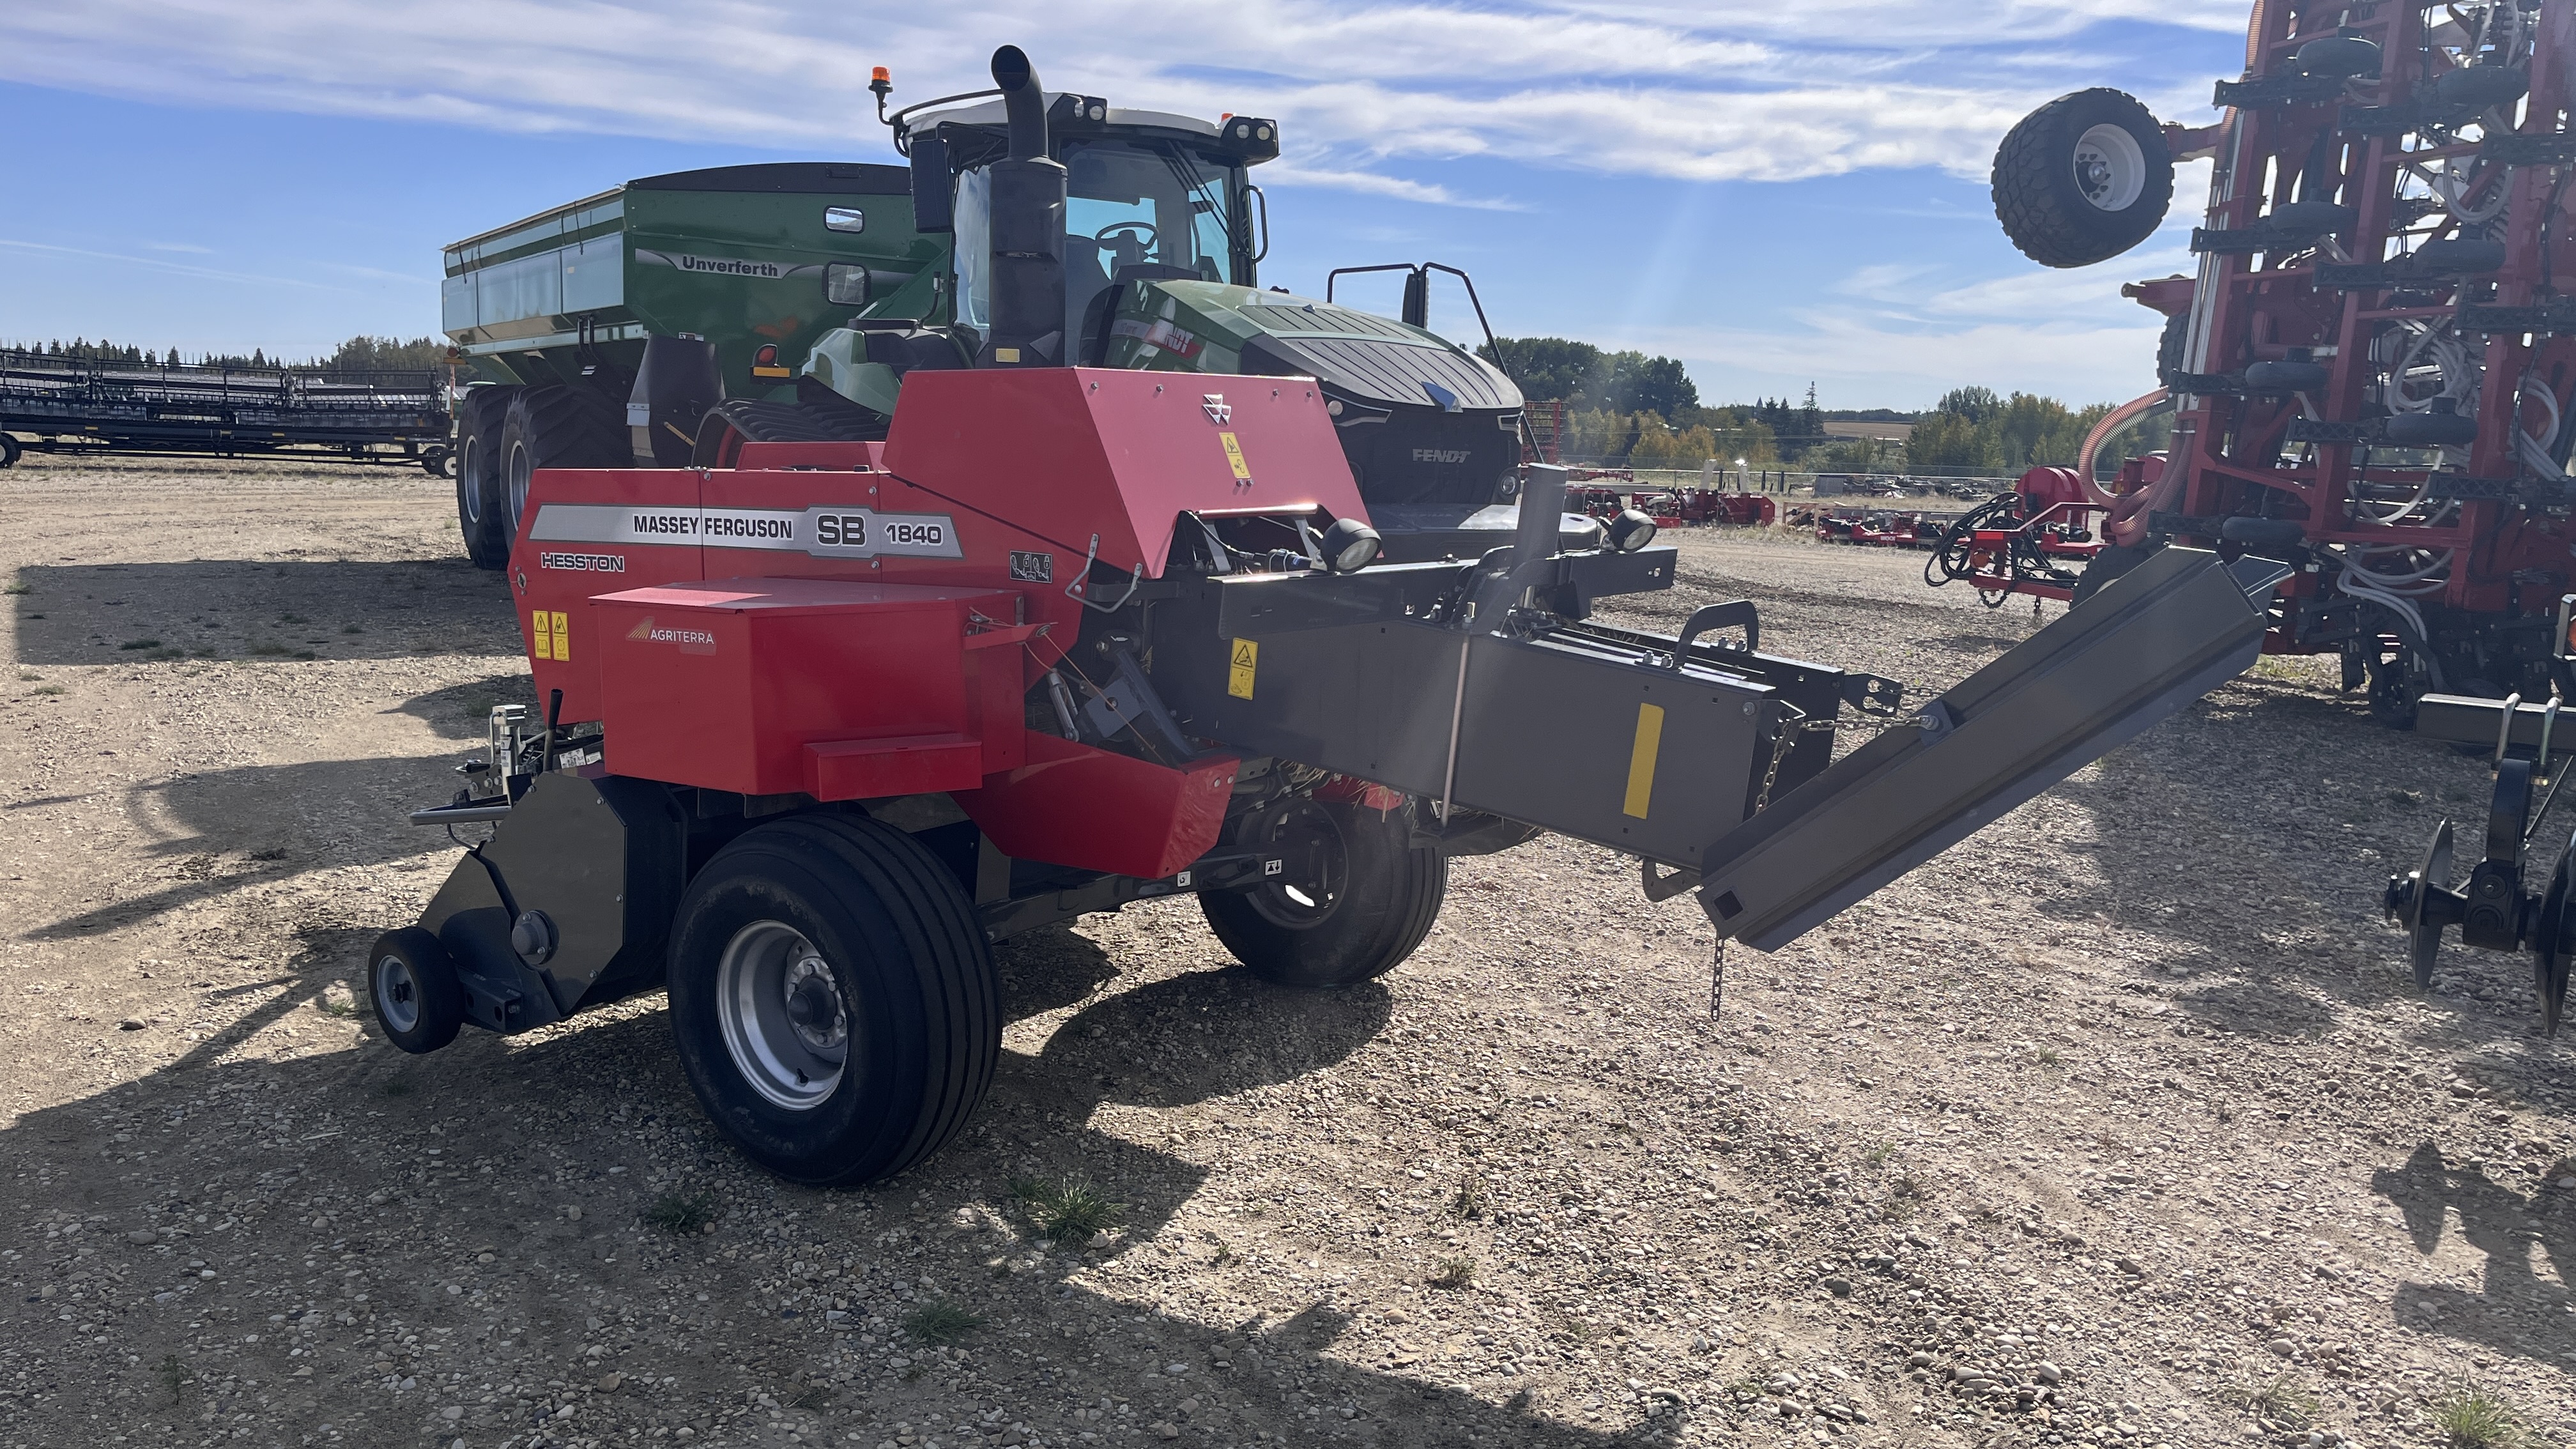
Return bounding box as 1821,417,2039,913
371,47,2292,1187
1948,0,2574,1029
440,63,1536,574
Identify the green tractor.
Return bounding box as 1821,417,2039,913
442,45,1550,569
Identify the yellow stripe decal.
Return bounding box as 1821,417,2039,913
1622,702,1664,819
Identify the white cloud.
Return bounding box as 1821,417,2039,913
0,0,2244,197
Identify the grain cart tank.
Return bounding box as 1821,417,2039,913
440,163,941,567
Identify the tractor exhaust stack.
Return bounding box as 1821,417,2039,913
980,45,1068,369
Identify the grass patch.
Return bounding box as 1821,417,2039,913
2430,1379,2527,1448
902,1299,983,1346
157,1353,188,1404
118,638,162,650
315,983,358,1019
2221,1372,2317,1430
643,1192,716,1235
32,685,64,696
249,642,295,657
1429,1255,1477,1290
1862,1141,1895,1167
2035,1046,2062,1066
1446,1172,1489,1221
14,671,36,682
378,1080,415,1099
1009,1176,1124,1245
2,583,29,596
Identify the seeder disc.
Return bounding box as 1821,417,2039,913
2404,819,2454,988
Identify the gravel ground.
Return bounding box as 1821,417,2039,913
1,455,2571,1449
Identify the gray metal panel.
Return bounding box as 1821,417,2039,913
1694,548,2279,951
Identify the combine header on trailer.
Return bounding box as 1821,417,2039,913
0,350,448,471
364,47,2295,1186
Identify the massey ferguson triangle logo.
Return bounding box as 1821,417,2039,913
1202,394,1231,425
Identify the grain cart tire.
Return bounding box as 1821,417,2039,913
1202,798,1448,988
497,385,625,544
367,926,466,1054
667,815,999,1186
1993,89,2174,268
456,385,521,570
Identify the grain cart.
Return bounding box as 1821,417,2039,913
439,162,940,567
367,48,2292,1187
1981,0,2576,730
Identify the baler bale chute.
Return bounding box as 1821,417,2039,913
369,47,2291,1187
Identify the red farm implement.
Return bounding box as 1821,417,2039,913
1923,467,2109,604
1988,3,2576,1027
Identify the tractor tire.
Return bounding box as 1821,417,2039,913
1201,798,1447,988
496,384,624,544
1992,89,2174,269
367,926,466,1054
667,814,999,1186
456,386,521,570
2154,311,2190,386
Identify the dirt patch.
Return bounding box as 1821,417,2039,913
1,457,2570,1448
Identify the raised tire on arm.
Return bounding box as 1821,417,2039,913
666,814,1000,1186
1992,88,2174,269
1200,797,1448,987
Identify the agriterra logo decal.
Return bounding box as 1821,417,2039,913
624,617,718,654
526,503,963,560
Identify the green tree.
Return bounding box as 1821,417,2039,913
1906,410,2001,473
1480,337,1602,401
1935,386,2004,424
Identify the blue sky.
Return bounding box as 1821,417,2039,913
0,1,2250,409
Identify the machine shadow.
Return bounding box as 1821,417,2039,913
2371,1141,2576,1367
8,559,523,667
2,967,1637,1446
22,754,466,940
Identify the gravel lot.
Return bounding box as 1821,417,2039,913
1,456,2571,1449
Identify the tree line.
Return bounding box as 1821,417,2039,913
1477,335,2115,475
4,335,452,372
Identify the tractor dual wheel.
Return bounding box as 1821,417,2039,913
1201,797,1448,988
1992,89,2174,269
456,385,521,571
367,926,466,1054
668,815,999,1186
498,385,625,544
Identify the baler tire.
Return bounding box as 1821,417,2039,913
1991,88,2174,269
666,814,999,1187
367,926,466,1055
456,386,521,571
496,385,625,544
1201,799,1447,988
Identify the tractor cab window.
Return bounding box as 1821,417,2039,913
951,137,1242,349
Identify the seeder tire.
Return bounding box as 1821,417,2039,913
497,384,625,542
1992,89,2174,269
1202,799,1447,988
668,815,999,1186
456,385,520,571
367,927,466,1054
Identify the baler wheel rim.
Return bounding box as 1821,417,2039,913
715,919,851,1112
1240,800,1353,930
374,954,424,1034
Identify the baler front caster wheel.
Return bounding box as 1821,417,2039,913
368,927,466,1054
668,815,999,1186
1202,799,1446,987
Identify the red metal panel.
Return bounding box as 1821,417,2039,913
510,468,705,723
880,367,1370,578
588,578,1015,797
957,734,1238,880
803,735,985,799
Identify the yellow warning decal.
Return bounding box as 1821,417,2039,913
1227,638,1258,699
1218,431,1252,482
549,611,569,661
1622,702,1665,819
531,610,555,661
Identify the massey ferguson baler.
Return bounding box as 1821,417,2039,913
366,49,2294,1187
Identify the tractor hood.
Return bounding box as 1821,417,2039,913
1101,279,1527,512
